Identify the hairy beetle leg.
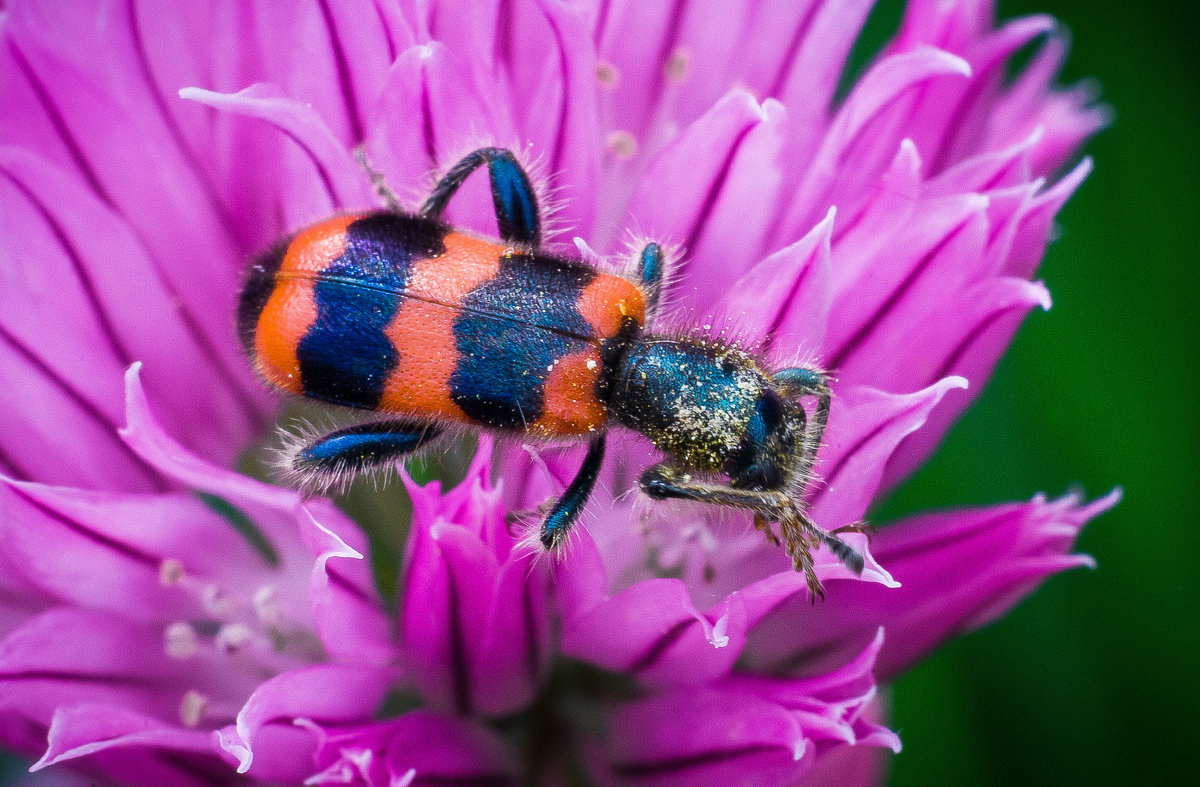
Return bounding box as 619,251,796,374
753,515,782,547
354,146,402,212
421,147,541,246
289,419,442,494
641,462,863,599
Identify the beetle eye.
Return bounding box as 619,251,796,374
748,390,786,444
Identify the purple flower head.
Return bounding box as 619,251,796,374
0,1,1115,785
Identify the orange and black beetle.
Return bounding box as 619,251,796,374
238,148,863,597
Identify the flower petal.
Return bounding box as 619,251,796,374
383,710,518,787
0,607,257,728
215,663,396,778
626,88,766,290
605,685,808,787
778,46,972,242
1,0,244,336
364,41,512,231
743,490,1118,680
119,363,299,514
712,206,835,357
812,377,969,529
237,0,403,147
0,478,278,623
299,502,395,666
32,703,220,785
180,84,374,226
563,577,745,686
0,148,264,473
508,0,601,238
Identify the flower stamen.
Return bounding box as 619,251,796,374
164,622,199,659
159,558,185,586
595,60,620,89
179,690,209,728
606,131,638,159
664,48,690,83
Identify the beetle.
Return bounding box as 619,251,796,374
238,147,864,597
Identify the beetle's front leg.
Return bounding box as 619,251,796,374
639,462,862,599
773,366,833,493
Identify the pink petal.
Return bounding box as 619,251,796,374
712,206,835,357
32,703,219,785
0,607,257,727
826,138,923,299
299,502,395,666
778,46,972,242
363,41,513,234
383,710,518,786
743,490,1119,680
120,364,299,514
236,0,401,146
563,577,745,686
626,88,766,297
812,377,969,529
881,277,1052,486
216,663,396,777
727,631,900,757
605,686,808,787
2,0,243,335
0,148,264,474
826,194,989,377
509,0,600,239
180,84,375,227
1002,156,1092,279
0,478,279,623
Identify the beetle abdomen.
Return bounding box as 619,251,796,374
240,211,645,436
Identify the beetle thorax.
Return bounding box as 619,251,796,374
608,337,769,472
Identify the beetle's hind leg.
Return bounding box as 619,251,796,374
283,418,443,495
421,148,541,247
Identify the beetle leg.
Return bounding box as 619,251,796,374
288,419,442,494
421,147,541,247
353,146,402,211
540,433,607,551
636,242,665,316
753,514,781,546
639,462,862,599
774,367,832,496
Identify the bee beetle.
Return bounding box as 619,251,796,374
238,147,864,597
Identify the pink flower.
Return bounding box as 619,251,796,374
0,1,1114,785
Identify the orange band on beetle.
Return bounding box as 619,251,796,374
577,274,646,338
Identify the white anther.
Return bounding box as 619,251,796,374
201,585,236,617
158,558,185,586
606,130,638,159
164,622,198,659
215,623,254,653
253,585,281,627
179,690,208,727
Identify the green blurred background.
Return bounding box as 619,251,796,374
867,0,1199,784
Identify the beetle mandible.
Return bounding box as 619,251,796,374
238,147,864,598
